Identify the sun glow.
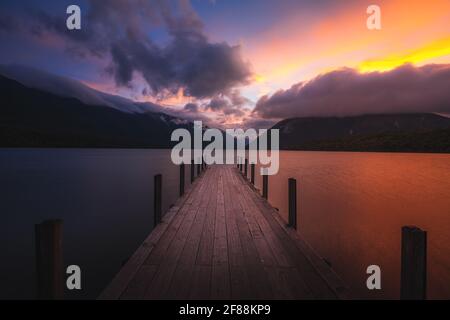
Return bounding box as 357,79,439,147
358,37,450,73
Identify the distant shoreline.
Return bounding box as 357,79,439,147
1,146,449,154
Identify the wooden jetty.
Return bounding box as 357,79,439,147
99,165,349,300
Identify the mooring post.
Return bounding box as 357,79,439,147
154,174,162,226
400,226,427,300
262,173,268,199
190,159,195,183
179,163,185,197
244,159,248,178
251,163,255,184
35,219,63,300
288,178,297,229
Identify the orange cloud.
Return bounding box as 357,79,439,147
358,37,450,72
242,0,450,99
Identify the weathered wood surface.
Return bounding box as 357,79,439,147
100,165,348,300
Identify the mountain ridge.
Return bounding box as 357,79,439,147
271,114,450,152
1,69,450,152
0,74,192,148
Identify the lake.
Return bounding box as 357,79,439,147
0,149,449,299
254,151,450,299
0,149,188,299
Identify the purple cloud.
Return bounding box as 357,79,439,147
1,0,252,99
253,64,450,119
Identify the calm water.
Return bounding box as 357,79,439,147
0,149,191,299
254,151,450,299
1,149,449,299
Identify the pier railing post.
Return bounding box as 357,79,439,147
288,178,297,229
262,173,268,199
35,219,63,300
154,174,162,226
191,160,195,183
251,163,255,185
244,159,248,178
400,226,427,300
179,163,185,197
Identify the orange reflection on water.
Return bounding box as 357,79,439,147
255,151,450,299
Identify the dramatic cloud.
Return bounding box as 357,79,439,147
205,92,249,117
183,103,198,113
253,64,450,119
0,64,163,113
1,0,252,99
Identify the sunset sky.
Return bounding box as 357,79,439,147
1,0,450,128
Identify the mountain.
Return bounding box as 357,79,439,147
272,114,450,152
2,65,450,152
0,74,192,148
0,64,163,114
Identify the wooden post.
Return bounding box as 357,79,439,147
251,163,255,184
154,174,162,226
197,163,201,176
190,160,195,183
288,178,297,229
179,163,185,197
262,173,268,199
401,226,427,300
244,159,248,178
35,219,63,300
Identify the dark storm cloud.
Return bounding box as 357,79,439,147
2,0,252,99
207,96,229,111
205,93,247,117
183,102,198,112
253,64,450,119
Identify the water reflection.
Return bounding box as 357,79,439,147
0,149,190,299
254,151,450,299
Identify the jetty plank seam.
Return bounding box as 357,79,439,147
229,167,313,299
235,171,350,299
100,165,349,300
164,169,215,299
143,168,213,299
99,176,200,300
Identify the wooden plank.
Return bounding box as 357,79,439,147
235,170,344,299
144,171,208,266
98,188,192,299
211,174,231,299
120,265,158,299
196,169,218,266
103,165,347,300
223,167,253,299
144,171,211,299
228,168,279,267
234,170,294,268
165,168,216,299
189,266,212,299
223,167,273,299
